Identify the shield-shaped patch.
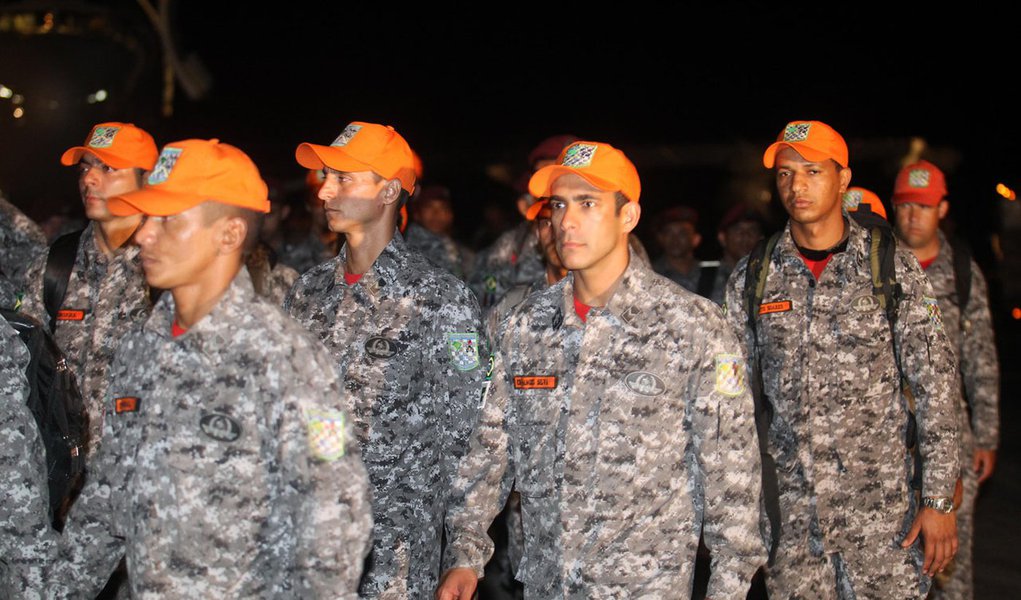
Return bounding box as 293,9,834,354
305,406,346,462
447,332,480,371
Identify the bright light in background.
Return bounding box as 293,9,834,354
1013,307,1021,320
13,107,24,118
11,94,23,105
0,85,11,99
95,89,107,101
996,183,1016,201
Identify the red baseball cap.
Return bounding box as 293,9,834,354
108,139,270,216
763,120,848,168
295,122,417,194
892,160,947,206
528,141,641,203
61,122,158,170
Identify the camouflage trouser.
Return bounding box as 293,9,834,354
930,453,979,600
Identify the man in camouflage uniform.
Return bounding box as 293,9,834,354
439,141,766,600
893,160,999,600
724,121,961,599
285,122,486,599
0,191,47,309
51,139,372,598
0,314,54,598
21,122,158,459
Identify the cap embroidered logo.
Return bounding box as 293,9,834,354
88,126,120,148
561,143,597,168
331,124,362,147
783,123,811,142
148,147,183,185
908,169,931,188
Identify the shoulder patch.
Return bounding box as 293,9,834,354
305,406,347,462
447,332,480,371
715,354,747,397
922,296,944,332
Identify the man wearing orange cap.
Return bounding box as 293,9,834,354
50,139,372,597
893,160,999,600
20,122,158,461
725,121,961,598
285,122,486,598
438,140,765,599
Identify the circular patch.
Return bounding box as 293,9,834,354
624,371,666,396
852,294,880,313
199,413,242,442
365,336,401,359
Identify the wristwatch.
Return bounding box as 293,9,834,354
922,496,955,514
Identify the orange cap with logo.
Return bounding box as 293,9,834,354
763,120,848,168
60,122,159,170
295,122,417,194
842,186,887,220
892,160,947,206
528,141,641,204
107,139,270,216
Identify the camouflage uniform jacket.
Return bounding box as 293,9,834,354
925,231,999,451
51,269,372,599
445,254,767,599
723,217,960,556
405,222,468,280
0,315,54,599
0,193,46,308
285,232,486,599
20,222,151,457
651,255,701,293
469,222,545,310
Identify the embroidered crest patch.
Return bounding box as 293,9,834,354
88,126,119,148
305,406,346,462
623,371,665,396
447,332,480,371
200,413,242,442
923,296,944,332
715,354,747,397
148,147,183,185
852,294,880,313
331,124,362,147
783,123,811,142
365,336,403,359
908,169,931,188
561,143,597,168
842,189,862,211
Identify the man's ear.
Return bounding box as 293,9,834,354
380,179,402,207
938,199,950,220
838,166,853,193
621,201,640,234
219,215,247,255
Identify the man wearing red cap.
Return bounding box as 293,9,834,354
725,121,960,598
21,122,158,461
50,139,371,597
285,122,486,598
438,140,765,599
893,160,999,600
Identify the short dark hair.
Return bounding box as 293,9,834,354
614,191,629,214
201,202,263,256
134,168,146,188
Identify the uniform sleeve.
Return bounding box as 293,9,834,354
690,309,767,599
16,252,48,326
959,261,1000,449
442,349,515,577
722,257,755,361
893,251,960,498
433,283,489,502
285,340,372,598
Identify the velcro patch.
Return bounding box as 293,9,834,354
447,332,480,371
513,376,557,390
115,396,139,414
88,126,119,148
715,354,747,397
561,143,597,168
56,309,87,321
331,124,362,147
305,406,347,462
759,300,792,315
783,123,811,142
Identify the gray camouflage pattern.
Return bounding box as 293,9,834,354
0,315,53,599
446,253,766,599
51,269,372,598
20,223,151,458
724,216,960,599
0,193,47,309
404,222,470,280
469,223,545,309
285,232,486,599
651,256,701,293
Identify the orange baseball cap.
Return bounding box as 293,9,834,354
107,139,270,217
892,160,947,206
295,122,417,194
528,141,641,203
60,122,159,170
843,187,887,220
525,198,549,221
763,120,848,168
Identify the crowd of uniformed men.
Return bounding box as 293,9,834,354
0,118,1000,600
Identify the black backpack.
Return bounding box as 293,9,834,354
742,224,912,565
2,308,87,530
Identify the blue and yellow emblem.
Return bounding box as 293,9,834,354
305,406,346,462
447,332,480,371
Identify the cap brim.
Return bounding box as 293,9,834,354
60,147,137,170
892,191,942,207
108,187,207,217
525,199,548,221
762,142,837,168
528,165,621,200
295,143,373,173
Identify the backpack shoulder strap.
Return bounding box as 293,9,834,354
696,263,718,298
948,236,973,314
43,229,85,332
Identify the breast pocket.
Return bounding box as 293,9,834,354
509,390,560,499
832,297,895,398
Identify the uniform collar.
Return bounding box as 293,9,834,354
560,248,649,330
775,211,871,273
932,229,953,270
333,229,406,296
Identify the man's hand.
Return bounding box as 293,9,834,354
973,448,997,485
901,507,958,576
435,567,478,600
953,478,963,509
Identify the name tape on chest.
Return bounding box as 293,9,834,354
758,300,792,315
114,396,140,414
56,309,88,321
513,376,557,390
